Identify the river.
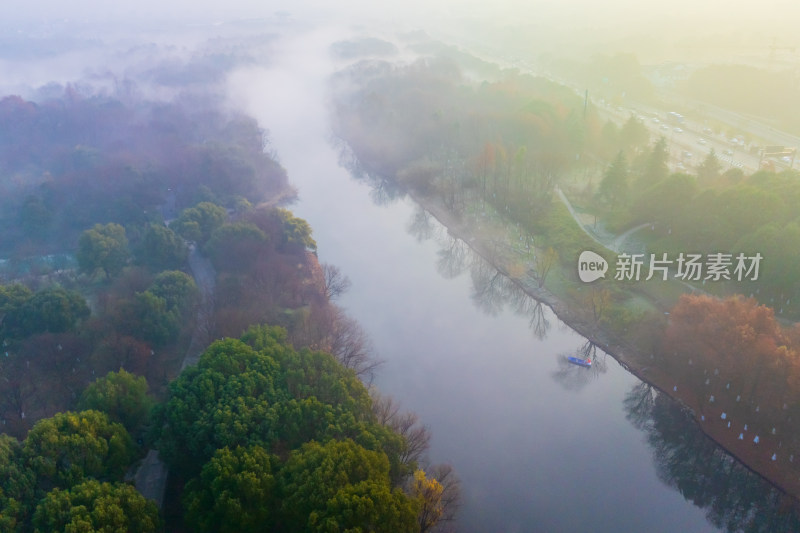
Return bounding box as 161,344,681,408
227,25,794,533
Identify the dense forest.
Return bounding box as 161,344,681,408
0,80,458,530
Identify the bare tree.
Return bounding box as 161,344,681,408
529,301,552,341
322,263,351,301
427,463,461,532
370,389,431,466
329,306,381,381
533,247,558,288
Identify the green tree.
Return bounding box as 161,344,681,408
183,445,278,533
310,480,418,533
637,136,669,188
0,284,33,337
135,223,187,271
697,148,722,182
172,202,227,244
147,270,198,314
767,222,800,289
0,434,36,531
278,439,414,532
713,186,781,249
632,173,697,228
2,286,90,340
23,410,135,493
598,151,629,207
619,116,649,152
120,291,181,347
153,338,283,476
32,480,160,533
205,222,268,272
0,283,33,313
155,328,404,478
78,369,154,434
276,208,317,252
77,223,130,279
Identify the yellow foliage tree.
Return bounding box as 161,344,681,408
411,469,443,533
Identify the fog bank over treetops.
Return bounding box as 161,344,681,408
2,0,797,72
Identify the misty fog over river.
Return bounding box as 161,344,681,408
225,27,737,533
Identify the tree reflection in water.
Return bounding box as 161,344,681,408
405,204,557,341
552,341,608,391
624,383,800,532
334,140,405,207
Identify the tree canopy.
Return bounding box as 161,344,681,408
0,435,35,531
77,223,130,279
277,439,417,533
183,445,278,533
598,150,629,207
276,208,317,252
135,223,187,271
23,410,135,494
171,202,227,245
78,369,154,434
152,325,447,531
1,286,89,342
32,480,160,533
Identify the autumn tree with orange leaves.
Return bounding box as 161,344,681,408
663,294,800,422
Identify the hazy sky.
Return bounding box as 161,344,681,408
3,0,799,70
4,0,798,26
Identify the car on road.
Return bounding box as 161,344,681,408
682,150,692,159
674,127,683,133
697,138,707,145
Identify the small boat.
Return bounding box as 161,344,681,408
567,356,592,368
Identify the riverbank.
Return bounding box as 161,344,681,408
409,188,800,505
